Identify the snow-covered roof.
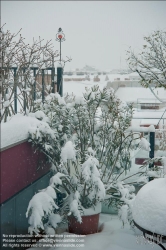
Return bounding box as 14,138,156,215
140,119,159,125
82,65,97,71
138,99,163,104
116,87,166,103
132,109,166,119
129,72,140,77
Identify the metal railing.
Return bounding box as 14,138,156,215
1,66,63,121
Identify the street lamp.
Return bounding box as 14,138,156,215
56,28,65,97
56,28,65,62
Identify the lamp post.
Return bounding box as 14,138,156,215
56,27,65,63
56,28,65,96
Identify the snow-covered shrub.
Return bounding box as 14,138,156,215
26,141,105,234
26,186,59,234
27,85,164,231
29,86,135,173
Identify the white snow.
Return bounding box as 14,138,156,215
2,74,166,250
68,199,82,223
161,157,166,173
1,114,45,149
49,173,66,187
28,213,166,250
74,96,85,105
82,156,105,201
148,124,155,132
127,124,156,134
132,178,166,235
82,202,101,216
2,76,165,151
82,157,99,181
3,100,10,108
44,226,55,236
116,87,166,103
35,110,46,120
140,119,158,126
26,190,58,235
139,137,150,151
60,141,76,163
133,110,166,119
118,205,128,225
49,214,62,229
63,76,107,96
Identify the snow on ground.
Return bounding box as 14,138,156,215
28,214,166,250
63,73,131,96
63,79,106,96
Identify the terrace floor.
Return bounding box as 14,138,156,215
29,213,166,250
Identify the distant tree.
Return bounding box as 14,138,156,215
127,30,166,89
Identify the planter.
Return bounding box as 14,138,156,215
1,140,50,204
68,203,101,235
68,213,100,235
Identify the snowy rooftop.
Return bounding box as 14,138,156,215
115,87,166,103
133,108,166,116
140,119,159,125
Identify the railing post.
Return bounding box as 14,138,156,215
33,68,36,100
23,68,26,113
14,68,17,114
51,67,55,93
57,66,63,97
149,131,155,181
42,69,45,103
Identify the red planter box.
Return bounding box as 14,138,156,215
68,213,100,235
0,141,50,204
135,158,162,166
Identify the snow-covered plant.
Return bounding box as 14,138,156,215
26,141,105,234
27,85,162,230
26,186,59,234
29,86,136,171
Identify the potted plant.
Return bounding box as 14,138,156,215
26,142,105,235
27,85,154,234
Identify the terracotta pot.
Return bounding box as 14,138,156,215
68,213,100,235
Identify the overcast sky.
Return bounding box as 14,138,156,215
2,1,166,71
